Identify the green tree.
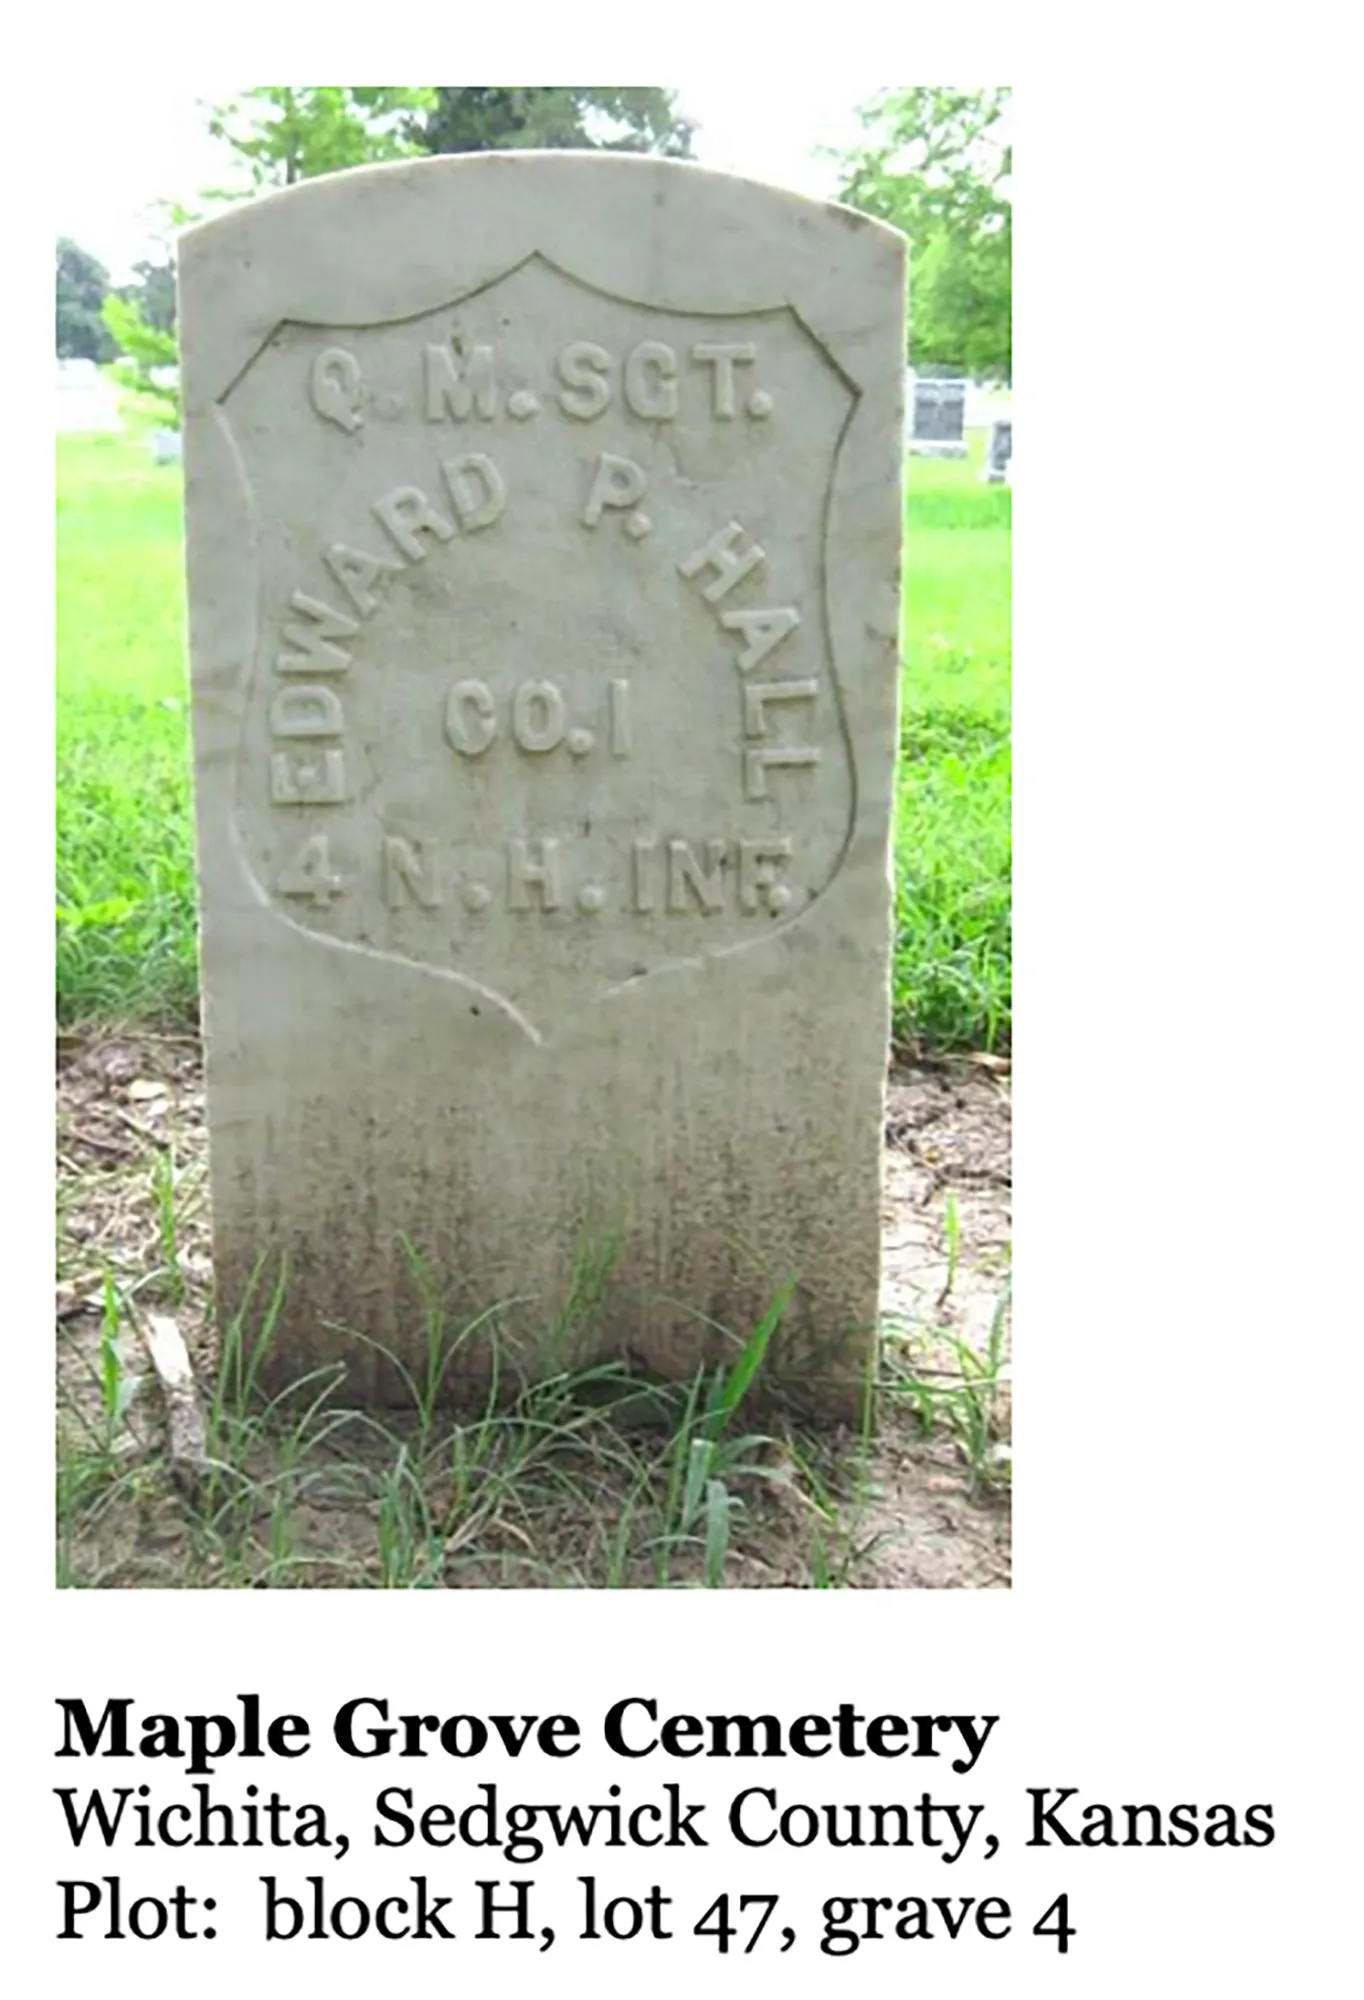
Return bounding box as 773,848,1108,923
119,258,177,334
413,87,693,158
204,87,437,193
837,87,1011,381
101,294,179,421
56,238,116,361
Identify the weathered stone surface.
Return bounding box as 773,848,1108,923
178,154,905,1413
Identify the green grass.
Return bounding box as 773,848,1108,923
55,409,1010,1049
57,1261,886,1589
899,435,1012,1051
56,411,198,1023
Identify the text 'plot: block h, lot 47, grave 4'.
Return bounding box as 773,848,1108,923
178,152,906,1416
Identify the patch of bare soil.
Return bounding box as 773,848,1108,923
862,1062,1012,1588
55,1034,1010,1589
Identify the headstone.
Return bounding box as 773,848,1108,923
179,155,905,1415
55,359,123,435
982,417,1012,483
907,374,967,457
151,428,183,465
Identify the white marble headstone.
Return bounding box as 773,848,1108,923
179,155,905,1412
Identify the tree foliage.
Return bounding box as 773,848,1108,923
56,238,116,362
120,259,177,334
202,86,693,201
412,86,693,158
101,295,179,419
837,87,1011,381
204,87,437,192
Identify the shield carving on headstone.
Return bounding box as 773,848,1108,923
220,252,858,1042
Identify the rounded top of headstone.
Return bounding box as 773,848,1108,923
180,149,904,254
178,152,906,411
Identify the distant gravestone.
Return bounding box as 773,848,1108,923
908,374,967,457
179,156,905,1414
55,359,123,435
982,418,1012,483
151,429,183,465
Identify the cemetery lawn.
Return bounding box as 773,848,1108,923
56,422,1011,1053
898,440,1011,1052
57,405,199,1023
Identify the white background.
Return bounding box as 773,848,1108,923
15,9,1361,1994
